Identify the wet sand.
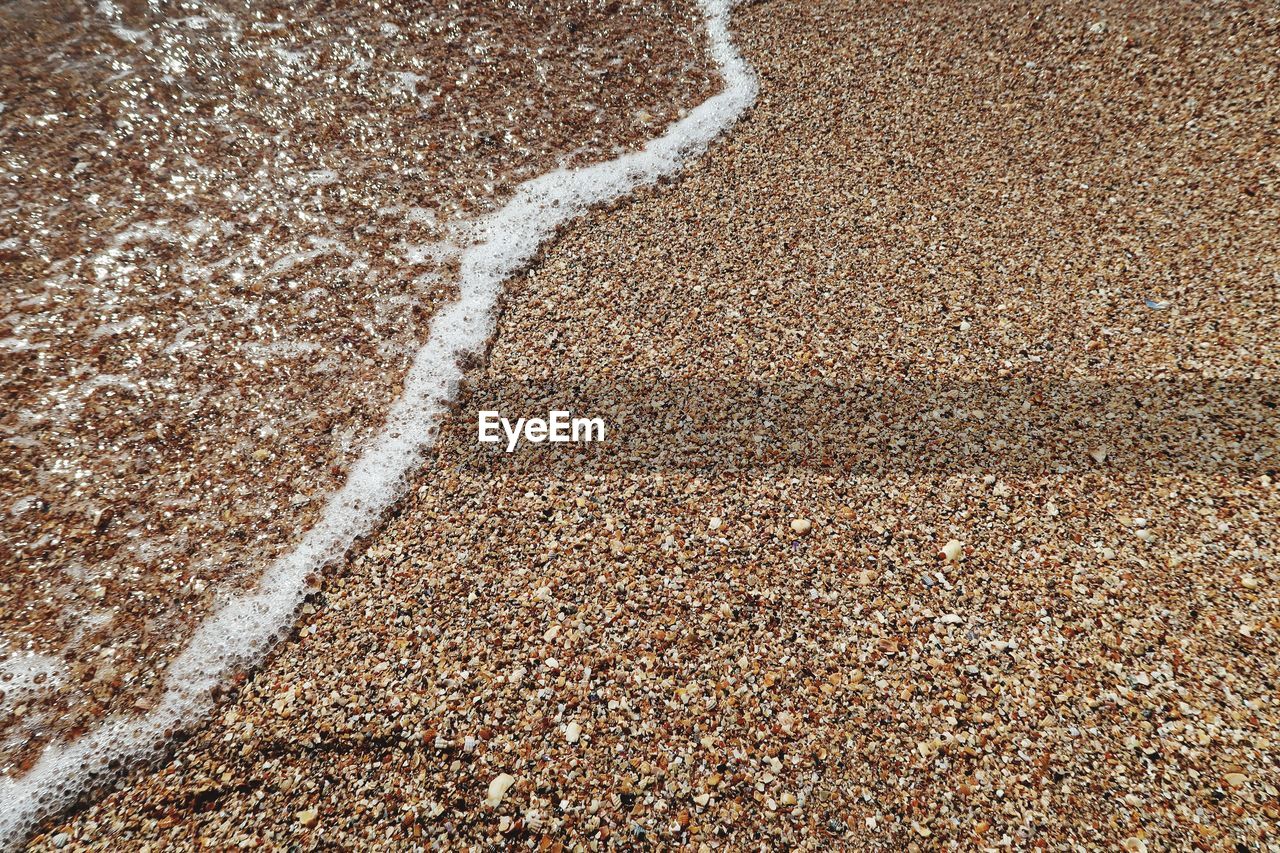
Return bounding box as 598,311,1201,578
0,0,714,774
24,0,1280,848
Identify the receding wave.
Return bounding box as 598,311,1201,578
0,0,755,846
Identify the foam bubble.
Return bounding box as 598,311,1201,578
0,651,65,714
0,0,755,846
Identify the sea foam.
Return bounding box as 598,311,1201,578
0,0,755,845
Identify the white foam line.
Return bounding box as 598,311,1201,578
0,0,755,846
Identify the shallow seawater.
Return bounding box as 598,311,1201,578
0,0,716,775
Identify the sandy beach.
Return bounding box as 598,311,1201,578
17,0,1280,847
0,0,716,781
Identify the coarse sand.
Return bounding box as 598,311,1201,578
27,0,1280,848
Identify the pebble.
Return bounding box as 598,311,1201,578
485,773,516,808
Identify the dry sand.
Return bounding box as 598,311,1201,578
27,0,1280,848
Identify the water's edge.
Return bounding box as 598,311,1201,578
0,1,756,847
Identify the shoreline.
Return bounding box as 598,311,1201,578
0,0,719,804
1,0,754,848
24,0,1280,848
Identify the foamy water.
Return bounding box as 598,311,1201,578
2,0,711,763
0,0,754,845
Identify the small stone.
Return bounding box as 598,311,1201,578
485,773,516,808
1223,773,1248,788
941,539,964,563
1121,837,1146,853
1089,447,1108,464
693,793,711,807
297,808,319,828
708,516,722,531
1240,575,1259,590
790,518,812,535
565,721,582,744
916,738,941,759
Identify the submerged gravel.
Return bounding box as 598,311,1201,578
0,0,714,774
